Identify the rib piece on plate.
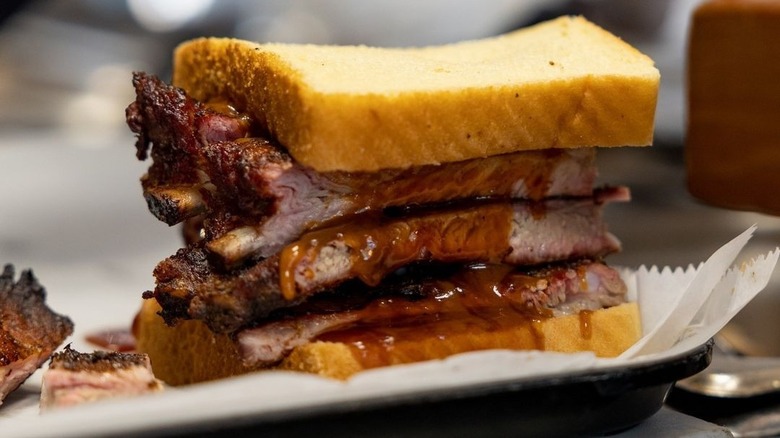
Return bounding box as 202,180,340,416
0,264,73,406
40,346,164,410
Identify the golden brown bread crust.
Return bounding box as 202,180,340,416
133,299,262,386
172,16,659,172
134,299,641,385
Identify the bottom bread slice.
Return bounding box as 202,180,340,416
134,299,641,386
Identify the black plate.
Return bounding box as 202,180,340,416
150,340,713,438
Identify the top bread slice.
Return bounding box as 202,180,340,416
173,16,659,172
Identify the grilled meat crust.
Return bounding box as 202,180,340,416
42,345,163,410
0,265,73,403
127,72,601,264
148,191,623,334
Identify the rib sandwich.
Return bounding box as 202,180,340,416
127,16,659,385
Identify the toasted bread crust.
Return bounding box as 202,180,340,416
172,16,659,172
134,299,641,385
133,299,261,386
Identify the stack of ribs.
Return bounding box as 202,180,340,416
1,264,73,405
127,73,629,364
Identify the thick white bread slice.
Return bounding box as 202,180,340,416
172,16,659,172
134,299,641,385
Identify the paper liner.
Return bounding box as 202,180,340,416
620,225,764,358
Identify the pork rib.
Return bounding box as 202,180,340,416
200,140,599,264
0,265,73,405
126,72,601,265
41,346,163,410
149,191,625,334
237,260,627,366
126,72,252,187
281,191,625,300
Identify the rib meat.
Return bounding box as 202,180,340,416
149,190,625,334
237,260,627,366
282,190,625,300
127,72,600,265
40,346,163,410
0,265,73,405
201,141,599,264
126,72,252,187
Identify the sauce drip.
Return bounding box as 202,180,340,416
205,100,243,118
578,310,593,340
317,264,555,370
280,203,514,300
85,328,136,352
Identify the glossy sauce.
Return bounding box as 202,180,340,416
578,310,593,340
85,328,136,352
316,264,565,370
205,100,246,119
280,203,514,300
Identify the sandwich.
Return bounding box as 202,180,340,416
126,16,659,386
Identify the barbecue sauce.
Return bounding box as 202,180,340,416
86,329,137,352
579,310,593,340
316,264,562,370
279,203,514,300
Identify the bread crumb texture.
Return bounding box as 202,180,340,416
134,299,261,386
173,16,659,171
135,299,640,384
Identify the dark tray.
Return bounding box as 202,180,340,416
156,340,713,438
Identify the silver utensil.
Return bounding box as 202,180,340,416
676,335,780,398
676,365,780,398
671,336,780,436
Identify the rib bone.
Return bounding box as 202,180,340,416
152,191,624,333
143,185,206,225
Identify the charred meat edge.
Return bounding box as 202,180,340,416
0,264,73,404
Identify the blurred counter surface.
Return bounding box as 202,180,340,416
1,1,779,436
